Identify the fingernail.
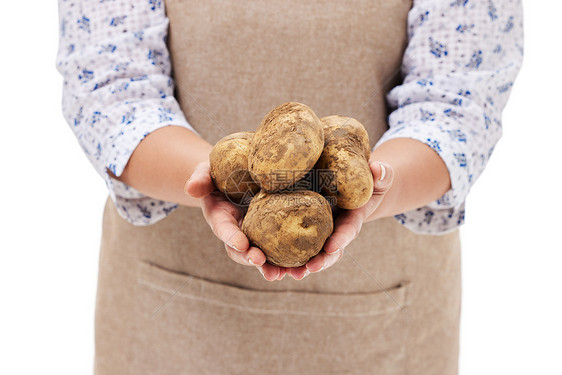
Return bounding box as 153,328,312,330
257,266,266,278
378,162,386,181
248,258,255,266
227,242,240,252
302,270,310,279
328,247,342,255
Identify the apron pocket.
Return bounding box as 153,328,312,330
133,261,411,374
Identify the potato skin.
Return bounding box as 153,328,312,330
248,102,324,192
241,190,334,268
315,115,373,210
209,132,260,203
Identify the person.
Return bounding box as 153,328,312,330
57,0,523,373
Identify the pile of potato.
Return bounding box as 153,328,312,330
209,102,373,267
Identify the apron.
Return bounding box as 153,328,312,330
94,1,462,374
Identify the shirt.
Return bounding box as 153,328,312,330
56,0,523,234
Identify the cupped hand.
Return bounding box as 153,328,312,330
288,161,394,280
185,161,288,281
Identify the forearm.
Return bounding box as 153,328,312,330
110,126,213,207
366,138,451,222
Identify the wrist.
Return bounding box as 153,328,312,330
365,138,451,221
113,125,213,207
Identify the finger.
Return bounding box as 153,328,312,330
277,267,288,280
185,161,215,198
370,161,394,196
257,263,282,281
225,244,266,266
323,210,364,254
306,249,343,273
288,265,310,280
224,245,285,282
359,161,395,215
202,195,249,251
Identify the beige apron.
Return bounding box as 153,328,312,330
94,1,462,374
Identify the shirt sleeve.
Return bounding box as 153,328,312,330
374,0,523,234
56,0,198,225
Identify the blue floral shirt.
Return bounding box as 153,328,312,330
56,0,523,234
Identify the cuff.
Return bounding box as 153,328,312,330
104,173,180,226
102,102,197,226
374,118,470,234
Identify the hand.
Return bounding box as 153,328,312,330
288,161,394,280
185,161,288,281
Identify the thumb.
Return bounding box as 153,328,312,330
359,161,395,218
370,161,394,196
185,161,215,198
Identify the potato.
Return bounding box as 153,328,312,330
209,131,261,203
248,102,324,192
315,115,373,210
241,190,333,268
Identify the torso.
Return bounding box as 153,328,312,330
94,2,462,373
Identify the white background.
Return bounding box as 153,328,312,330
0,1,560,374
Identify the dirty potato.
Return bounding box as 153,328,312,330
209,131,261,203
248,102,324,192
315,115,373,210
241,190,333,268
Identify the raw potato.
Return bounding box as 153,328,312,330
241,190,333,268
248,102,324,192
315,115,373,210
209,132,261,203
